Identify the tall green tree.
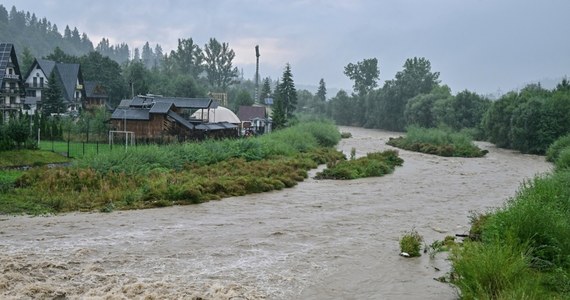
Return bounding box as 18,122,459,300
344,58,379,97
203,38,239,91
42,70,66,115
316,78,327,102
277,63,297,119
271,79,287,130
260,77,272,101
79,51,128,106
20,46,34,74
172,38,203,77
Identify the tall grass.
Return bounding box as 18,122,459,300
451,170,570,298
2,121,344,214
387,126,487,157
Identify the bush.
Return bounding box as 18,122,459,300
555,148,570,171
387,126,487,157
399,229,423,257
546,134,570,162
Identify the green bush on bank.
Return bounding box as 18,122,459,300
387,126,487,157
451,170,570,298
314,149,403,180
546,134,570,162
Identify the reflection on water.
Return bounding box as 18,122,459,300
0,126,552,299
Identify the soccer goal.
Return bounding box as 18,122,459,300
109,130,135,149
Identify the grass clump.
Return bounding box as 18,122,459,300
387,126,487,157
314,149,403,180
399,229,423,257
451,170,570,298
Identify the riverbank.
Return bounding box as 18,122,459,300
0,126,552,299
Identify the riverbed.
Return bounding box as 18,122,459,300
0,126,552,299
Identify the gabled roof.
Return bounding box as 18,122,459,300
167,110,194,130
110,108,149,120
35,59,56,77
0,43,22,83
55,63,82,102
237,105,266,121
129,95,219,109
84,81,108,98
149,101,173,114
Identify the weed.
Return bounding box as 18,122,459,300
399,229,424,257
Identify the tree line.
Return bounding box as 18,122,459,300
322,56,570,155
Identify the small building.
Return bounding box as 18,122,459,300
237,105,271,135
109,95,239,143
0,43,25,120
83,81,108,111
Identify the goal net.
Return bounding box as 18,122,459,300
109,130,135,148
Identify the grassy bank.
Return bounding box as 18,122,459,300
315,149,403,179
387,126,487,157
1,121,376,215
0,149,70,168
450,136,570,298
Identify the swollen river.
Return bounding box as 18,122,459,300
0,126,552,299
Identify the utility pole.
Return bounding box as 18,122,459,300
254,45,260,104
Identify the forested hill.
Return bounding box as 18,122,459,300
0,4,95,60
0,4,133,70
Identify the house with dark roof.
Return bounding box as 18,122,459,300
83,81,108,111
23,58,85,114
110,94,239,142
0,43,25,120
237,105,272,135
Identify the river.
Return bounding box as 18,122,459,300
0,126,552,299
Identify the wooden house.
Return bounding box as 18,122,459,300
110,95,239,142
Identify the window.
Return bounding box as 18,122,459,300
40,77,44,88
33,77,37,87
27,90,36,97
10,97,16,104
8,68,13,75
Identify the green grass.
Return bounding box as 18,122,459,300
314,149,403,180
0,121,347,215
451,170,570,298
0,149,70,168
387,126,488,157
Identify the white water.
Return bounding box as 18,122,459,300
0,126,552,299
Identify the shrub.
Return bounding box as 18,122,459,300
555,147,570,171
399,229,423,257
546,134,570,162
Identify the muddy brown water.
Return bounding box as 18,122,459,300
0,126,552,299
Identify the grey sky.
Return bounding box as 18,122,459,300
4,0,570,95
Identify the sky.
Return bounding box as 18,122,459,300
3,0,570,96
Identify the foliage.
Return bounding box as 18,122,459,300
452,169,570,298
399,229,424,257
42,70,66,115
482,83,570,154
344,58,379,97
315,149,403,180
1,121,344,214
387,126,487,157
203,38,239,91
546,134,570,162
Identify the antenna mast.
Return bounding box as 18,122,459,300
254,45,260,104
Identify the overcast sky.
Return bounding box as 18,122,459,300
4,0,570,96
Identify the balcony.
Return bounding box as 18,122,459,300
3,74,19,80
0,88,21,95
0,103,22,110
